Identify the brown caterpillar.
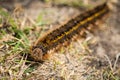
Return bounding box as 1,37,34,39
30,3,109,61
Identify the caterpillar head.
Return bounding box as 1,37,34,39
30,47,44,61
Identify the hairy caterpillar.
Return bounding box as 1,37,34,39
30,3,109,61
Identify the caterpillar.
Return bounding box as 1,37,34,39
30,3,109,61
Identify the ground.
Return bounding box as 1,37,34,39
0,0,120,80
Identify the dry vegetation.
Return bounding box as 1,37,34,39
0,0,120,80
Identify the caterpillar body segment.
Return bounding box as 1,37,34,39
30,3,109,61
